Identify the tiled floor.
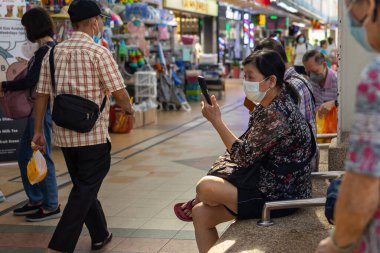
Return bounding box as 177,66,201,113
0,79,247,252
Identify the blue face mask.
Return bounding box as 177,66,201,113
93,20,101,44
346,7,374,52
298,37,305,43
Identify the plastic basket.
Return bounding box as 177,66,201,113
134,71,157,101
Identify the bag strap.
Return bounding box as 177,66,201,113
286,75,316,106
49,45,57,96
48,45,107,113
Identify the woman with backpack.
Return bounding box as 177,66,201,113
0,7,60,221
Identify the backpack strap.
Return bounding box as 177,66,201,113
48,45,107,113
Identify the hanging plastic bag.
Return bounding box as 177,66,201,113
111,106,133,133
316,105,337,143
324,106,337,134
27,150,47,185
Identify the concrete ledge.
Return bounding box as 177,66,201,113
209,179,331,253
210,207,330,253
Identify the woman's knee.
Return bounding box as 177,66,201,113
196,176,219,202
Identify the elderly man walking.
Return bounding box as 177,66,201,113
32,0,134,252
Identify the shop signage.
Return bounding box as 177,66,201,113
0,0,28,162
225,6,241,21
0,116,26,162
219,5,242,21
164,0,218,16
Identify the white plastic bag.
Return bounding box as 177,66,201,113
27,150,47,185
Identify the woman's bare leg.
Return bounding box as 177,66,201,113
192,176,238,253
193,203,235,253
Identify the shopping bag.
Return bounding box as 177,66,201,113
111,106,133,133
27,150,47,185
316,106,337,143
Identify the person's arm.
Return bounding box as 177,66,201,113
315,173,379,253
202,95,288,168
315,64,380,253
112,88,133,115
97,48,133,115
333,172,380,247
2,46,50,92
317,100,336,117
31,51,52,153
32,93,49,153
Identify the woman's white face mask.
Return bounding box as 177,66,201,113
243,77,270,105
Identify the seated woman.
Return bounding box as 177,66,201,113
174,49,316,253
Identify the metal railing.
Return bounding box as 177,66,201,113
257,171,343,227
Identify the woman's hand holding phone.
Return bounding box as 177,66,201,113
201,95,222,126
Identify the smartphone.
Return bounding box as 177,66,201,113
197,76,212,105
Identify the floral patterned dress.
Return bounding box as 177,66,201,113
345,56,380,253
209,89,314,201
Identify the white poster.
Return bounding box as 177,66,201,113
0,0,31,162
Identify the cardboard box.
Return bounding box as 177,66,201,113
133,110,144,128
143,108,157,125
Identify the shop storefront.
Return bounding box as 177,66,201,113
217,5,255,78
217,5,243,64
163,0,218,65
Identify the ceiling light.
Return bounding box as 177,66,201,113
277,2,298,13
292,22,306,27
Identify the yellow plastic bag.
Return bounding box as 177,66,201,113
27,150,47,185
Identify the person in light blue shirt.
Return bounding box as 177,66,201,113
320,40,332,68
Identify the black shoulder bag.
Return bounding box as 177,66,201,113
49,45,107,133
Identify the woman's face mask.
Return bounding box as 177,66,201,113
298,37,305,43
243,77,270,105
345,2,374,52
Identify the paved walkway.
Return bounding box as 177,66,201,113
0,80,247,252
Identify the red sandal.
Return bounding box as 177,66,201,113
174,199,195,222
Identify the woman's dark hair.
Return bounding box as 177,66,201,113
254,38,288,63
21,7,54,43
242,49,299,104
327,37,334,45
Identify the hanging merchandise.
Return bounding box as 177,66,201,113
102,28,114,50
158,24,170,41
129,50,138,68
119,39,127,59
136,49,145,67
125,2,149,22
126,21,149,55
147,5,160,23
